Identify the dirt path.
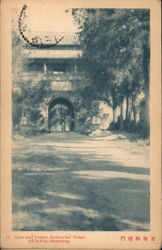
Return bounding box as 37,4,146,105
12,131,150,231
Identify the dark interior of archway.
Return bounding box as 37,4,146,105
48,98,75,132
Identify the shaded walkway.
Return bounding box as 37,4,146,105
12,132,150,231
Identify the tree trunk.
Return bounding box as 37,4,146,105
120,101,124,130
131,98,137,124
142,45,150,137
133,108,137,124
144,90,150,136
132,99,137,133
112,95,117,124
126,94,130,122
125,94,131,131
113,108,117,124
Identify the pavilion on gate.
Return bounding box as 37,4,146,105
19,32,86,132
16,31,113,132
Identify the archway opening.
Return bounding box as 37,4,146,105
48,98,75,132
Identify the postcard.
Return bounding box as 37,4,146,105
1,0,161,249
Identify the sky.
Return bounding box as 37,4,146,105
25,4,79,33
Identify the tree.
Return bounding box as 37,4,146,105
12,16,28,127
73,9,150,134
12,16,51,129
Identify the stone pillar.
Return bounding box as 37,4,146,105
74,64,77,73
43,63,47,74
41,104,49,131
44,116,49,132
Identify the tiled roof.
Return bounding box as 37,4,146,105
30,32,80,46
24,49,82,59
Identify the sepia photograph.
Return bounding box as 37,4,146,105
12,5,150,232
1,0,161,249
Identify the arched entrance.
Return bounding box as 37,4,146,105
48,98,75,132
